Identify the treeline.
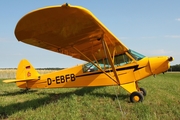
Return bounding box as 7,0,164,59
0,68,64,70
36,68,64,70
169,64,180,71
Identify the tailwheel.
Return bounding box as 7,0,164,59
139,88,147,96
21,88,30,93
130,91,144,103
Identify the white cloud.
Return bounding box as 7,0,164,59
141,49,173,56
176,18,180,21
0,38,6,42
151,49,171,55
0,38,12,42
140,36,157,39
164,35,180,38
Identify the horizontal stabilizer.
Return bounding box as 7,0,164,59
3,78,36,83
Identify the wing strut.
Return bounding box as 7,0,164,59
72,46,119,85
101,38,120,85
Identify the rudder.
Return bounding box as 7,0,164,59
16,59,40,88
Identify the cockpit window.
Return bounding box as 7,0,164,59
83,62,98,72
82,59,110,73
128,49,145,60
83,53,133,73
114,53,133,66
82,49,145,73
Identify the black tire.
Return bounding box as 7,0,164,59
139,88,147,96
130,91,144,103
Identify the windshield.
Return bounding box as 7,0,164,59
128,49,145,60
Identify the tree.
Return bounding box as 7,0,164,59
169,64,180,71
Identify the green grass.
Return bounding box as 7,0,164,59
0,73,180,120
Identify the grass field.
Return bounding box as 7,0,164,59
0,73,180,120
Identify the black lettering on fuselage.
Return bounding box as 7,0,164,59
60,75,65,83
65,74,70,82
56,76,60,84
47,73,76,85
47,78,52,85
71,74,76,81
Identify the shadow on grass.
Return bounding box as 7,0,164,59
39,86,129,104
0,89,38,96
0,87,128,119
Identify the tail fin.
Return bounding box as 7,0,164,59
16,59,40,80
3,59,40,84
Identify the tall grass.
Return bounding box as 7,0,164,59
0,73,180,119
0,69,16,79
0,69,57,79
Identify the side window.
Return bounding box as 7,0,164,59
98,59,111,70
82,59,112,73
83,62,98,73
82,52,136,73
114,54,133,66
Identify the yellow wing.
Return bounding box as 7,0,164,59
15,3,128,61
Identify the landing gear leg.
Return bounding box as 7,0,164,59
121,82,146,103
139,88,147,96
136,82,147,96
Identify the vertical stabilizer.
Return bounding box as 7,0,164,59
14,59,40,88
16,59,40,80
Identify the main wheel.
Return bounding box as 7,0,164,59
139,88,147,96
130,91,144,103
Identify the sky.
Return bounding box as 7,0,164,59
0,0,180,68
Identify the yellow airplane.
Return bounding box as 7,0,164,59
3,3,173,102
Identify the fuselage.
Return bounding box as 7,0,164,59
16,50,172,89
